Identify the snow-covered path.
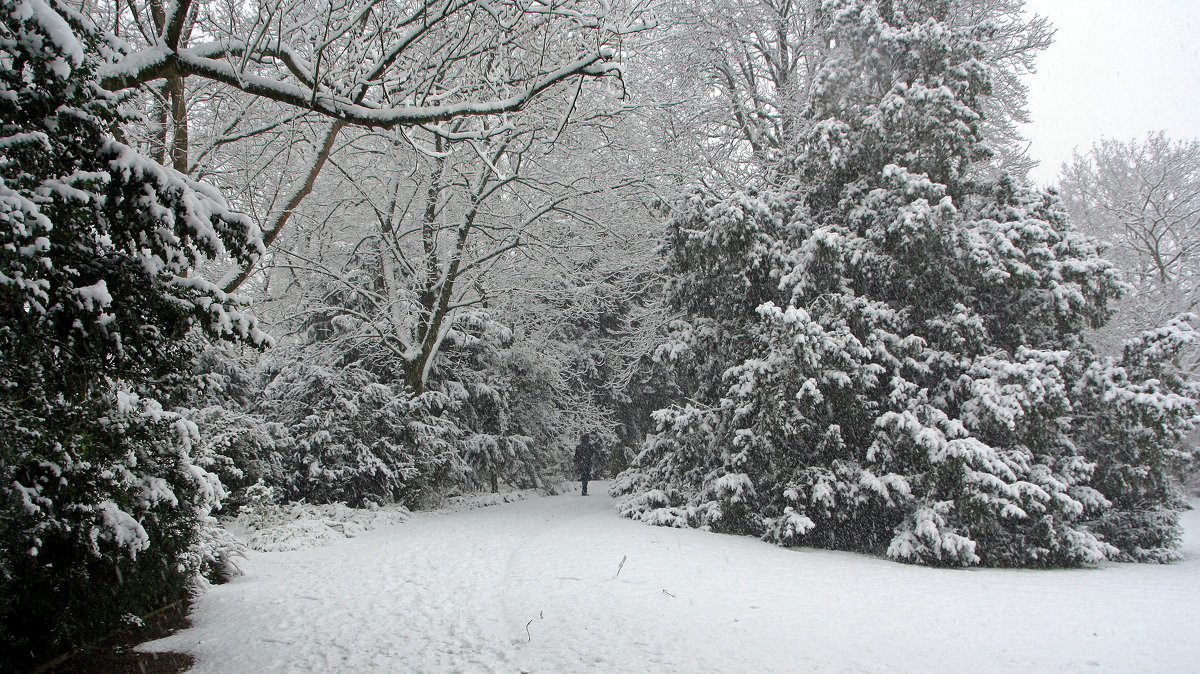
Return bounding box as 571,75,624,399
148,485,1200,673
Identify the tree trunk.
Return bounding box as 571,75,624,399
167,73,188,173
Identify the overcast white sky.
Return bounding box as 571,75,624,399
1019,0,1200,185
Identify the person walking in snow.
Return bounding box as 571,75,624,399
575,433,598,496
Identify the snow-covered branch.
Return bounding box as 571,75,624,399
97,0,638,131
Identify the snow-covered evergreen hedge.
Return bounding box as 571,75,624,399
0,1,266,666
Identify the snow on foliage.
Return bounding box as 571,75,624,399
613,0,1199,567
0,1,268,666
187,351,464,509
181,306,576,514
233,486,413,553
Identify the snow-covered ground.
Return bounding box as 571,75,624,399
146,483,1200,673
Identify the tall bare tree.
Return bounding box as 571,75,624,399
83,0,652,287
1060,132,1200,368
254,91,655,392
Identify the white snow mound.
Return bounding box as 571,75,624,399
233,502,412,552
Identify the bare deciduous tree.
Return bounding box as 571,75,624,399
1060,132,1200,367
83,0,651,289
255,93,654,392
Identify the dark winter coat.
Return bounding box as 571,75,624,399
575,435,599,480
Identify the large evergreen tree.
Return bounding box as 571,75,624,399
0,0,267,665
614,0,1198,567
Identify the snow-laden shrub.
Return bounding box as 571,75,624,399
256,356,464,507
188,514,247,586
436,315,573,493
185,308,584,510
1074,318,1200,561
238,481,285,530
0,0,266,666
613,0,1198,567
2,387,232,665
185,404,291,504
184,337,470,509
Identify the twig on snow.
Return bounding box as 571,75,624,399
525,611,543,642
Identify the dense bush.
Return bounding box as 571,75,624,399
0,1,265,666
185,312,582,509
614,0,1198,567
